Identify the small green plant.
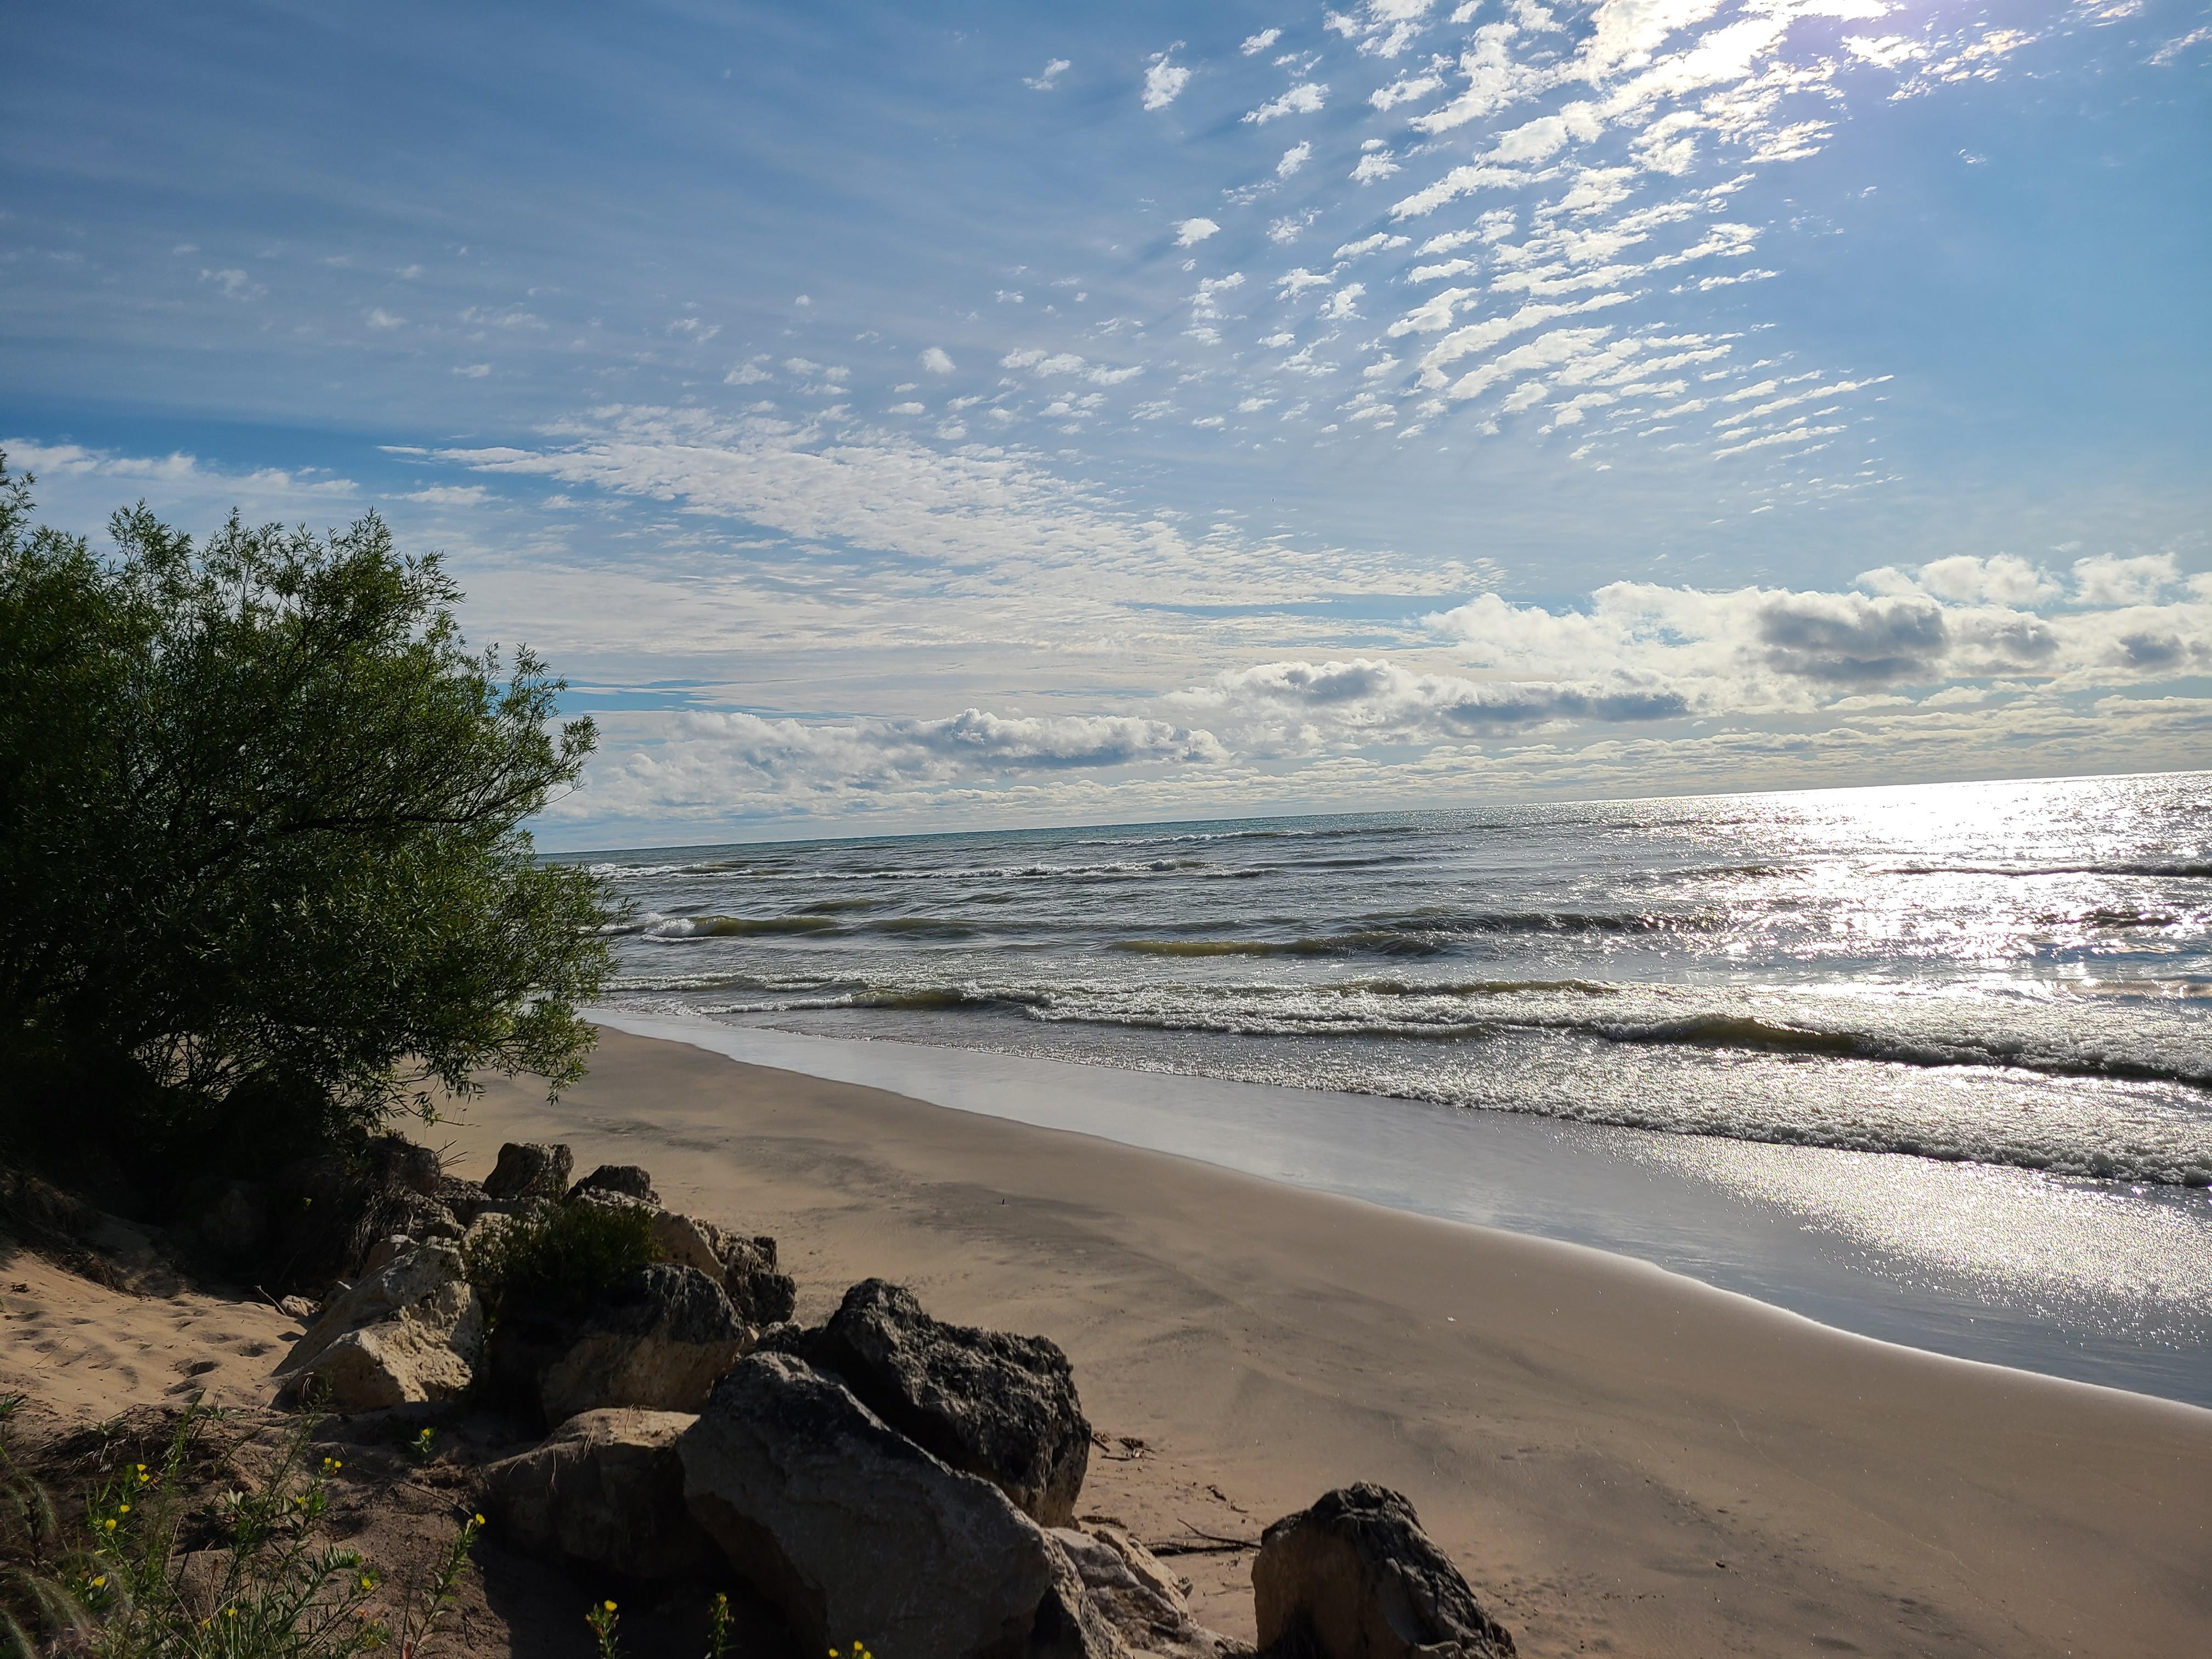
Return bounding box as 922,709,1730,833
584,1599,619,1659
703,1592,730,1659
404,1430,435,1468
0,1399,477,1659
461,1201,658,1326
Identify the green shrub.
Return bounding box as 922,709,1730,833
0,454,613,1184
461,1201,661,1327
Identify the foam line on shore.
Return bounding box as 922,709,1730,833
582,1007,2212,1406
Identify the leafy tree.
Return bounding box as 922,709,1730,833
0,453,611,1179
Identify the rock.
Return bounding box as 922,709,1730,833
359,1235,414,1277
568,1164,659,1205
1052,1524,1232,1659
481,1408,716,1579
277,1294,317,1322
273,1242,483,1412
679,1352,1070,1659
490,1263,751,1427
793,1279,1091,1527
435,1175,496,1228
364,1136,442,1197
699,1223,798,1327
1251,1485,1513,1659
483,1142,574,1202
357,1188,462,1265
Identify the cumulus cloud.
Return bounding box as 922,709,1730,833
1242,29,1282,55
1426,559,2212,717
1025,58,1071,91
1143,49,1192,110
1244,82,1327,123
1174,656,1691,747
918,346,956,374
1175,217,1221,246
1277,142,1313,178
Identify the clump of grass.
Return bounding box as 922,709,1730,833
0,1395,477,1659
461,1200,658,1327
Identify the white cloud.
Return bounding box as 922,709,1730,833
200,267,266,301
1025,58,1071,91
1244,82,1327,123
2073,553,2179,606
453,363,492,379
1335,232,1411,260
1242,29,1283,55
1143,49,1192,110
402,485,492,507
1277,142,1314,178
1175,217,1221,247
918,346,956,374
366,307,405,329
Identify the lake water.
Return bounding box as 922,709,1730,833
573,771,2212,1402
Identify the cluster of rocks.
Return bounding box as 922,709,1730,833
269,1141,1515,1659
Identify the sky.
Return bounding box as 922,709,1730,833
4,0,2208,849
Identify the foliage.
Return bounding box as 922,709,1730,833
0,1398,477,1659
460,1201,660,1327
583,1600,618,1659
0,453,612,1178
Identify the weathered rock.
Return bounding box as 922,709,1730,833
679,1353,1069,1659
273,1242,483,1412
483,1141,574,1202
359,1234,414,1277
1252,1485,1513,1659
568,1164,659,1205
791,1279,1091,1526
489,1263,751,1427
277,1294,317,1322
699,1222,798,1327
434,1175,496,1228
364,1136,442,1197
357,1188,462,1265
481,1408,716,1579
1052,1524,1232,1659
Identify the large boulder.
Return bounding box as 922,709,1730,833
1252,1485,1513,1659
679,1353,1073,1659
482,1142,574,1202
568,1164,658,1205
273,1242,483,1412
489,1263,751,1427
786,1279,1090,1527
1051,1524,1231,1659
364,1135,443,1197
481,1408,716,1579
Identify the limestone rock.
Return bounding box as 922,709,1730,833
482,1142,574,1202
364,1136,442,1197
1252,1485,1513,1659
699,1222,798,1327
568,1164,658,1205
490,1263,751,1427
481,1408,715,1579
792,1278,1090,1526
273,1242,483,1412
679,1353,1068,1659
1052,1524,1233,1659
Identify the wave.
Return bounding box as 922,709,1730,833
1882,861,2212,880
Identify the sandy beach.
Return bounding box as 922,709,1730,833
432,1025,2212,1659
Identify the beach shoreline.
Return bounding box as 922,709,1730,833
440,1023,2210,1658
586,1006,2212,1407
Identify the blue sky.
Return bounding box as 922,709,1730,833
5,0,2208,847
